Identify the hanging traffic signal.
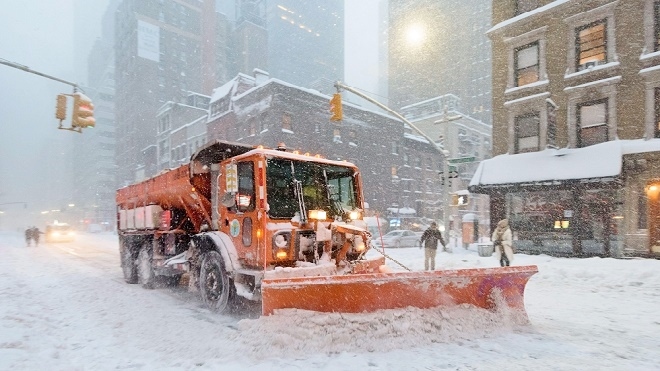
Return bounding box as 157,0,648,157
55,94,67,120
71,92,96,128
330,93,343,121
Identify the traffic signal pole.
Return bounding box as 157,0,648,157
333,81,453,245
0,58,79,90
0,57,88,133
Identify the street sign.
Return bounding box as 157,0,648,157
447,156,475,164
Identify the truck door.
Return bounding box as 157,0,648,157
223,160,260,266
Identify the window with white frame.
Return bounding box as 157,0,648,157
576,20,607,71
505,26,547,91
577,99,608,147
515,113,540,153
564,2,617,75
515,42,539,86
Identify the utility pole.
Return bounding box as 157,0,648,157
333,81,456,247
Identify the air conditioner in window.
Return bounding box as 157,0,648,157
581,60,603,70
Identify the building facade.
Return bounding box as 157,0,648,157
203,70,445,220
472,0,660,257
114,0,228,186
155,93,210,172
388,0,492,124
224,0,344,89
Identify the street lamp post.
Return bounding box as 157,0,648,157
435,110,462,249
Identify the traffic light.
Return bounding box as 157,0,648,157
451,193,469,206
330,93,343,121
71,92,96,128
55,94,67,120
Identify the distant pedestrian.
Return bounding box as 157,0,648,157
31,227,42,246
419,222,446,271
492,219,513,267
25,227,32,247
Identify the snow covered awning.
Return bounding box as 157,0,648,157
469,139,660,193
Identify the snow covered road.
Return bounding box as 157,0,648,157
1,231,659,370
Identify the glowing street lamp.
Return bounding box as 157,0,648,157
405,23,427,47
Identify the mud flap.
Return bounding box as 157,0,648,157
261,265,538,317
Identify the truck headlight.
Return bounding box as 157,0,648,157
272,232,291,259
308,209,327,220
275,249,288,260
348,211,361,220
353,238,366,252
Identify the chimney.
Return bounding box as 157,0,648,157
253,68,269,85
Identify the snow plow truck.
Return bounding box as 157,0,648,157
116,140,537,316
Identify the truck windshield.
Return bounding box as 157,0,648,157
266,158,358,219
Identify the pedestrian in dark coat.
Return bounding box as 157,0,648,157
32,227,42,246
25,227,32,247
419,222,446,271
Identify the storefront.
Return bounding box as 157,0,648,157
470,140,660,258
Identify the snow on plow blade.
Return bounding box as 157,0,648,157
261,265,538,316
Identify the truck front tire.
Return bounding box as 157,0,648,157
199,250,234,313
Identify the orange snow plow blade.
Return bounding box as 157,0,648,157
261,265,538,316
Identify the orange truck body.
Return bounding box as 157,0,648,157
116,140,537,317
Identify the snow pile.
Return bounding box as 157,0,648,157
232,304,523,359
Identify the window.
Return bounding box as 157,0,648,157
249,118,256,136
236,162,255,213
515,42,539,86
282,113,292,131
515,0,538,15
577,99,608,148
564,2,617,76
333,128,341,143
655,88,660,138
504,26,547,91
576,20,607,71
392,141,399,155
638,188,648,229
515,113,540,153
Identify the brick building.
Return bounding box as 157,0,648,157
471,0,660,257
205,71,445,218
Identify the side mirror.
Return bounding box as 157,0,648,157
221,192,236,208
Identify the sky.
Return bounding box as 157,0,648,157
0,0,380,229
1,230,658,369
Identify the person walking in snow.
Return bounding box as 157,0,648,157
492,219,513,267
32,227,42,246
419,222,446,271
25,227,33,247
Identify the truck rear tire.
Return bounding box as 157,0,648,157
137,247,155,289
120,242,138,284
199,250,234,313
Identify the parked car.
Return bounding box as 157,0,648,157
45,223,75,243
373,229,421,248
